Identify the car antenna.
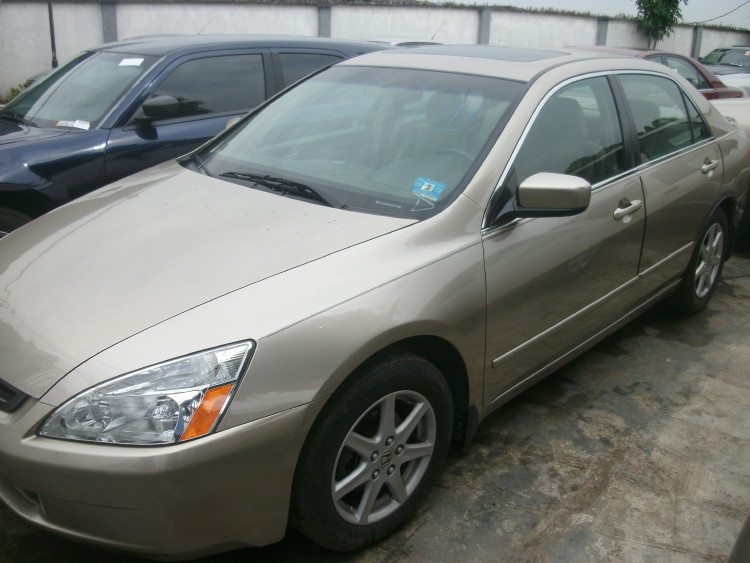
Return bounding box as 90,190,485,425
431,21,444,40
197,18,214,35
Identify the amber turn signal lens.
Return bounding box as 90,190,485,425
180,384,235,441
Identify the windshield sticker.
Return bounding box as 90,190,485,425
55,120,91,130
412,177,447,202
119,57,144,67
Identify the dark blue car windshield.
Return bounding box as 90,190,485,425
3,51,157,130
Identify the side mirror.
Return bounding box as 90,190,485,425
514,172,591,218
141,95,180,120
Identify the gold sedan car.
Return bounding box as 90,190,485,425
0,46,747,558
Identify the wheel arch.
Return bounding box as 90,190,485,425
338,335,474,448
714,195,739,259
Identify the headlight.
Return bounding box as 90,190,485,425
39,341,254,445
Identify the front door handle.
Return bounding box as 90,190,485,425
701,158,720,174
613,199,642,220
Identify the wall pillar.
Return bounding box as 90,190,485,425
478,8,491,44
692,26,704,58
319,6,331,38
596,17,609,46
102,3,118,43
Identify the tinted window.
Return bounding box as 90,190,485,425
663,56,710,90
620,74,704,162
4,51,158,129
151,54,265,118
278,53,342,87
512,76,625,186
683,91,712,143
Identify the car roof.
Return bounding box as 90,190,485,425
570,45,663,58
93,34,388,57
340,45,664,82
367,38,443,46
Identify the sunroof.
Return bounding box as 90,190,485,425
392,45,568,62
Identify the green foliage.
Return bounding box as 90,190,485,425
635,0,688,48
1,83,25,104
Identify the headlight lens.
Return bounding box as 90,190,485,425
39,341,253,445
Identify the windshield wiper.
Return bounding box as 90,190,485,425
192,153,208,175
0,110,36,127
221,171,340,208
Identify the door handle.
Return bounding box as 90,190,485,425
701,158,720,174
613,199,642,220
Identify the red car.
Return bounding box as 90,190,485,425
575,46,744,100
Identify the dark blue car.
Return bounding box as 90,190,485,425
0,35,387,234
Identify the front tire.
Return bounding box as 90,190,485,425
290,351,453,551
671,208,728,314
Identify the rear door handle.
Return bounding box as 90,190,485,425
701,159,720,174
613,199,642,220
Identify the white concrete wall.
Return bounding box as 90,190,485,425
116,3,318,39
489,11,598,48
607,20,694,54
606,19,648,49
3,2,750,98
1,3,58,90
331,6,478,44
654,25,694,53
0,3,102,95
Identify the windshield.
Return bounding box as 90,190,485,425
702,48,750,69
2,51,157,129
200,66,523,219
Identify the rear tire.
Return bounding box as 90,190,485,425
290,350,453,551
0,207,31,238
670,209,728,314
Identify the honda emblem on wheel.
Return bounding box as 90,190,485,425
380,451,392,467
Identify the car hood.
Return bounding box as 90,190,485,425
0,162,414,398
0,120,70,146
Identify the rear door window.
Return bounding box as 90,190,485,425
277,53,343,88
619,74,710,163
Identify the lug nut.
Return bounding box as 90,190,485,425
387,465,396,475
370,451,379,462
372,469,380,480
395,445,404,455
385,436,394,446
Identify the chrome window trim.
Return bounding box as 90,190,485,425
631,136,715,173
481,69,716,234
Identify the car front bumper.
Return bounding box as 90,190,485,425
0,397,325,559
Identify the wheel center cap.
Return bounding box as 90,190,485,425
380,450,392,467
